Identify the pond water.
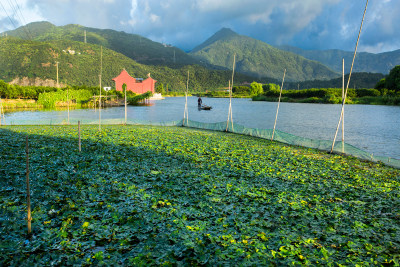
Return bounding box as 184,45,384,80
3,97,400,160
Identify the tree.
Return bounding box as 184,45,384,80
374,78,386,90
262,83,280,91
385,65,400,92
155,83,165,94
250,82,263,96
232,86,250,94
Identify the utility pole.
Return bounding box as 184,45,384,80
84,30,87,43
56,61,59,88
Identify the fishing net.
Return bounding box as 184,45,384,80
2,117,399,169
182,119,400,169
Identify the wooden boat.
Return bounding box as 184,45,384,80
199,105,212,110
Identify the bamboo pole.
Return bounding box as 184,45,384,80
231,54,236,98
98,46,103,131
1,97,5,126
225,54,236,132
183,92,187,126
183,71,189,126
99,75,102,131
124,85,127,124
0,97,3,126
78,121,81,152
271,69,286,141
331,0,368,153
186,71,189,125
342,58,345,153
26,137,32,235
67,86,70,124
225,80,233,131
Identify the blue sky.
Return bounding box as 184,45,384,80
0,0,399,53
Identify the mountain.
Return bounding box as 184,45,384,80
278,45,400,75
0,36,257,90
189,28,339,82
4,21,202,68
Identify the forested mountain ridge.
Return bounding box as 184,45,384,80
1,22,391,90
278,45,400,75
0,37,259,90
4,21,202,68
189,28,339,82
285,72,385,90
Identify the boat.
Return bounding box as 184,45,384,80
199,105,212,110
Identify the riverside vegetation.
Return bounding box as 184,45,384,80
0,125,399,265
0,80,155,109
252,65,400,105
197,66,400,105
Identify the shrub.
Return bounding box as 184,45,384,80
355,88,381,97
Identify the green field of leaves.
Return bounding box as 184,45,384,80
0,125,399,265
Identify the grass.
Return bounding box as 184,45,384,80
1,99,41,109
0,125,399,265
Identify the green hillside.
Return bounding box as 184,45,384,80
278,45,400,75
0,37,256,91
189,28,339,82
5,21,201,68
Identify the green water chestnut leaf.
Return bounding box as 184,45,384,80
0,125,399,266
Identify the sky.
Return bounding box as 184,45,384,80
0,0,399,53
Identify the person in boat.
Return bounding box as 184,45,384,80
198,97,202,107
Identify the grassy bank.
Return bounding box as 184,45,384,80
1,99,42,109
253,94,400,105
252,87,400,105
0,125,399,265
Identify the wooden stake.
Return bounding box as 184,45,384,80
271,69,286,141
26,137,32,235
78,121,81,152
331,0,368,153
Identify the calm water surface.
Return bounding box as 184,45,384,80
4,97,400,159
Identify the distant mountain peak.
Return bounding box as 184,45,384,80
215,27,238,36
190,28,339,81
190,27,239,53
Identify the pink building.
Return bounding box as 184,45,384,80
112,69,156,94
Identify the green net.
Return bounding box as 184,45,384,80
3,117,399,169
180,119,400,169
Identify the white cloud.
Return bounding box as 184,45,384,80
149,14,160,23
359,42,400,54
0,0,45,32
1,0,399,53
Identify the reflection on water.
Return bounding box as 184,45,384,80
3,97,400,159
